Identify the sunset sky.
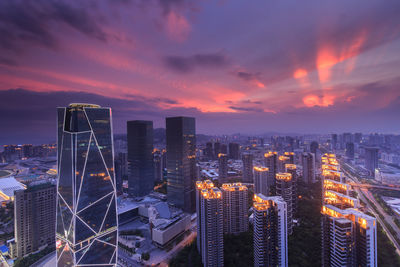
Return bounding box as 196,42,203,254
1,0,400,144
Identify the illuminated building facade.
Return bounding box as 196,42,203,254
301,152,315,184
253,194,288,267
285,164,298,214
264,152,278,187
200,187,224,267
218,153,228,184
278,156,290,173
127,120,154,197
56,104,118,266
276,173,294,235
221,183,248,234
196,180,214,253
284,152,295,164
253,166,270,196
242,153,254,183
166,116,196,213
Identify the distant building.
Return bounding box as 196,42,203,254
264,152,278,187
253,166,270,196
285,164,298,214
284,152,295,164
276,173,294,235
154,151,163,182
220,144,228,155
166,117,196,213
253,194,288,267
301,152,315,184
242,153,253,183
310,141,319,155
199,187,224,267
331,134,338,150
365,147,379,176
278,155,290,173
14,183,56,258
214,142,221,160
218,153,228,184
228,143,240,160
205,142,214,160
221,183,248,234
345,142,355,160
127,120,155,197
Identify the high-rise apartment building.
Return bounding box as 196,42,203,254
220,144,228,155
199,187,224,267
310,141,319,155
127,120,154,197
205,142,214,160
218,153,228,184
276,173,294,235
14,183,56,258
214,142,221,159
253,194,288,267
284,152,295,164
221,183,248,234
301,152,315,184
345,142,355,160
56,104,118,266
365,147,379,175
166,117,196,213
228,143,240,160
196,180,215,253
242,153,253,183
154,150,163,182
331,134,338,150
264,152,278,187
278,155,290,172
285,164,298,214
253,166,270,196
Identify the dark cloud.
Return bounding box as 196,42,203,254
229,106,264,113
164,52,228,73
0,0,107,53
235,71,261,81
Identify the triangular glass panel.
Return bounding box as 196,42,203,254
98,230,117,246
110,250,116,264
75,132,91,204
77,137,114,211
57,244,74,266
75,242,92,264
75,216,96,244
56,239,66,260
56,200,66,238
78,240,115,265
84,108,115,181
58,132,74,209
59,197,73,243
78,193,113,233
100,197,117,232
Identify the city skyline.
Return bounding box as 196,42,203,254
1,0,400,145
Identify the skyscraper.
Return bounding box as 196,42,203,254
331,134,338,150
278,155,290,172
196,180,215,253
56,104,118,266
218,153,228,184
14,183,56,258
221,183,248,234
127,120,154,197
253,194,288,267
345,142,355,160
310,141,319,155
242,153,253,183
154,150,163,182
264,152,278,186
199,187,224,267
301,152,315,184
365,147,379,175
166,116,196,213
284,152,295,164
214,142,221,159
276,173,294,235
253,166,270,196
228,143,240,160
285,164,298,214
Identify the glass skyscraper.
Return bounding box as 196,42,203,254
166,116,196,213
56,104,118,266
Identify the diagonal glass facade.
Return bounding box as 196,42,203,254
56,104,118,267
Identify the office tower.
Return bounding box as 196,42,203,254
310,141,319,154
276,173,293,235
218,153,228,184
114,158,123,195
285,164,298,214
127,120,154,197
22,144,33,158
221,183,248,234
342,132,353,145
365,147,379,175
253,194,288,267
199,187,224,267
214,142,221,159
154,151,163,182
354,133,362,144
284,152,294,164
264,152,278,186
205,142,214,160
14,183,56,258
253,166,270,196
321,205,377,267
242,153,253,183
301,152,315,184
166,116,196,213
220,144,228,154
331,134,337,150
196,180,215,253
278,155,290,172
345,142,355,160
228,143,240,160
56,104,118,266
